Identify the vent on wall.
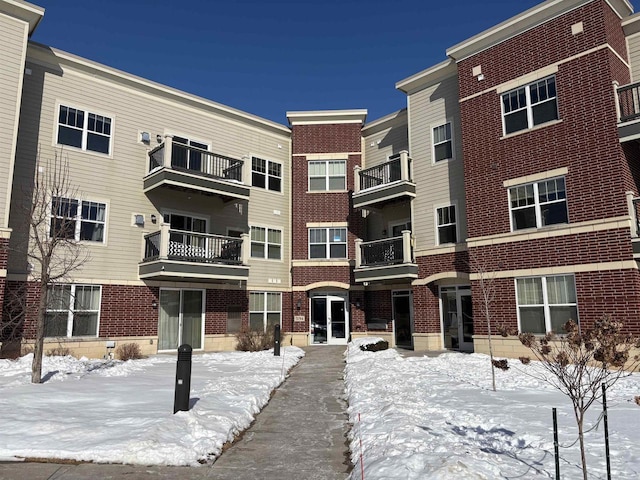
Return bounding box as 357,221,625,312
134,214,144,226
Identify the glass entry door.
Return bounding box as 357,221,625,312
158,289,204,351
310,295,348,345
393,290,413,348
441,286,474,352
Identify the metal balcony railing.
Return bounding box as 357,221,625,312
359,236,405,266
354,150,412,194
143,228,244,264
617,81,640,123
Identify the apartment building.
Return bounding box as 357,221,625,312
2,0,640,359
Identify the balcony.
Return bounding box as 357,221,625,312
617,82,640,142
354,231,418,283
144,136,250,201
352,150,416,209
139,225,249,283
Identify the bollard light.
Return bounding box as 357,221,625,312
173,344,192,414
274,324,281,357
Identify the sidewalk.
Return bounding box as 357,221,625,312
0,346,351,480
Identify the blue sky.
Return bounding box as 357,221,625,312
32,0,541,125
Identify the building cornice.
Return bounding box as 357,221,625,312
396,59,457,94
286,110,367,126
0,0,44,35
362,108,407,135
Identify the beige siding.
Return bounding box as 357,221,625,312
407,74,467,251
627,32,640,82
0,13,28,229
362,110,408,169
12,46,291,288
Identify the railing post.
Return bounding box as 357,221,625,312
627,191,638,237
613,81,621,123
241,156,251,185
402,230,412,263
399,150,410,182
240,233,250,265
163,135,173,169
354,166,361,193
159,223,170,259
355,238,362,268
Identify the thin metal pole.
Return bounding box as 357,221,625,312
553,408,560,480
602,383,611,480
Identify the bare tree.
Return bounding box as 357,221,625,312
519,317,640,480
23,151,89,383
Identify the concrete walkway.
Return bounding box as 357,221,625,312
0,346,351,480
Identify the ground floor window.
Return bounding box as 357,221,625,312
44,284,101,337
249,292,281,332
516,274,578,334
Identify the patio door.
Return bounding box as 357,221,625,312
310,295,348,345
172,136,208,173
158,289,204,350
440,286,474,352
393,290,413,348
163,213,207,258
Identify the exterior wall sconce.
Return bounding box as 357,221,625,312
296,299,301,310
151,300,158,309
150,214,157,224
355,300,361,309
156,134,163,143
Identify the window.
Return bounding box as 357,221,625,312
51,197,106,242
44,284,101,337
57,105,112,154
309,160,346,191
252,156,282,192
309,227,347,259
436,205,457,244
502,76,558,135
509,177,567,231
250,226,282,260
516,275,578,334
227,306,242,334
249,292,281,332
172,137,208,172
433,122,453,162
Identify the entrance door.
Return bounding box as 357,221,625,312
441,286,474,352
310,295,348,345
158,289,204,350
393,290,413,348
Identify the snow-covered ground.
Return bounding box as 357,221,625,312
0,347,304,466
344,338,640,480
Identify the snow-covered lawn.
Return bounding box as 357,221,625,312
0,347,304,466
345,338,640,480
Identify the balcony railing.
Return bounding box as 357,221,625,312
143,226,247,265
354,151,411,193
148,136,244,182
617,81,640,123
355,231,413,268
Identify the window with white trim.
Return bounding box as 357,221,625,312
309,227,347,259
501,76,558,135
44,284,101,337
509,177,567,231
516,275,578,334
57,105,112,154
308,160,346,191
51,197,106,242
436,205,457,244
249,292,281,332
171,136,208,172
432,122,453,162
252,156,282,192
250,226,282,260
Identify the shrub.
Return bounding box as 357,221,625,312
115,343,144,361
235,325,279,352
46,346,71,356
518,356,531,365
491,359,509,370
359,340,389,352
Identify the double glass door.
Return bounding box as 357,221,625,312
158,289,204,350
311,295,348,345
441,286,474,352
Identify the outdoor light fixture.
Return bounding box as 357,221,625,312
156,134,163,143
151,300,158,309
355,301,361,309
296,299,301,310
150,214,157,224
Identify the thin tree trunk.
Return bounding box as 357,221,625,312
577,410,588,480
484,302,496,392
31,277,48,384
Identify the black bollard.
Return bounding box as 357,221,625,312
173,344,192,414
274,324,281,356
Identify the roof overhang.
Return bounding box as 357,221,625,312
286,109,367,126
0,0,44,35
362,108,407,135
396,59,457,94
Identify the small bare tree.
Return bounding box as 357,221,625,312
24,151,89,383
519,316,640,480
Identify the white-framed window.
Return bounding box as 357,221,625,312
50,197,106,243
432,122,453,162
436,205,457,244
516,275,578,334
308,160,346,191
309,227,347,259
509,177,567,231
57,105,112,154
501,76,558,135
249,292,281,332
44,284,101,337
252,156,282,192
171,136,208,173
250,226,282,260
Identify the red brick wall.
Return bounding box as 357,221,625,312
364,290,392,330
100,285,159,337
292,124,362,154
416,251,469,279
292,266,353,287
413,284,440,334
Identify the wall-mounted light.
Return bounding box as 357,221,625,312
150,214,157,224
355,300,361,309
151,300,158,309
156,134,163,143
296,299,301,310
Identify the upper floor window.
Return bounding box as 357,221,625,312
432,122,453,162
57,105,112,154
516,275,577,334
51,197,106,243
309,227,347,259
309,160,346,191
250,226,282,260
436,205,457,244
501,76,558,135
45,284,101,337
252,156,282,192
509,177,567,231
249,292,281,332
